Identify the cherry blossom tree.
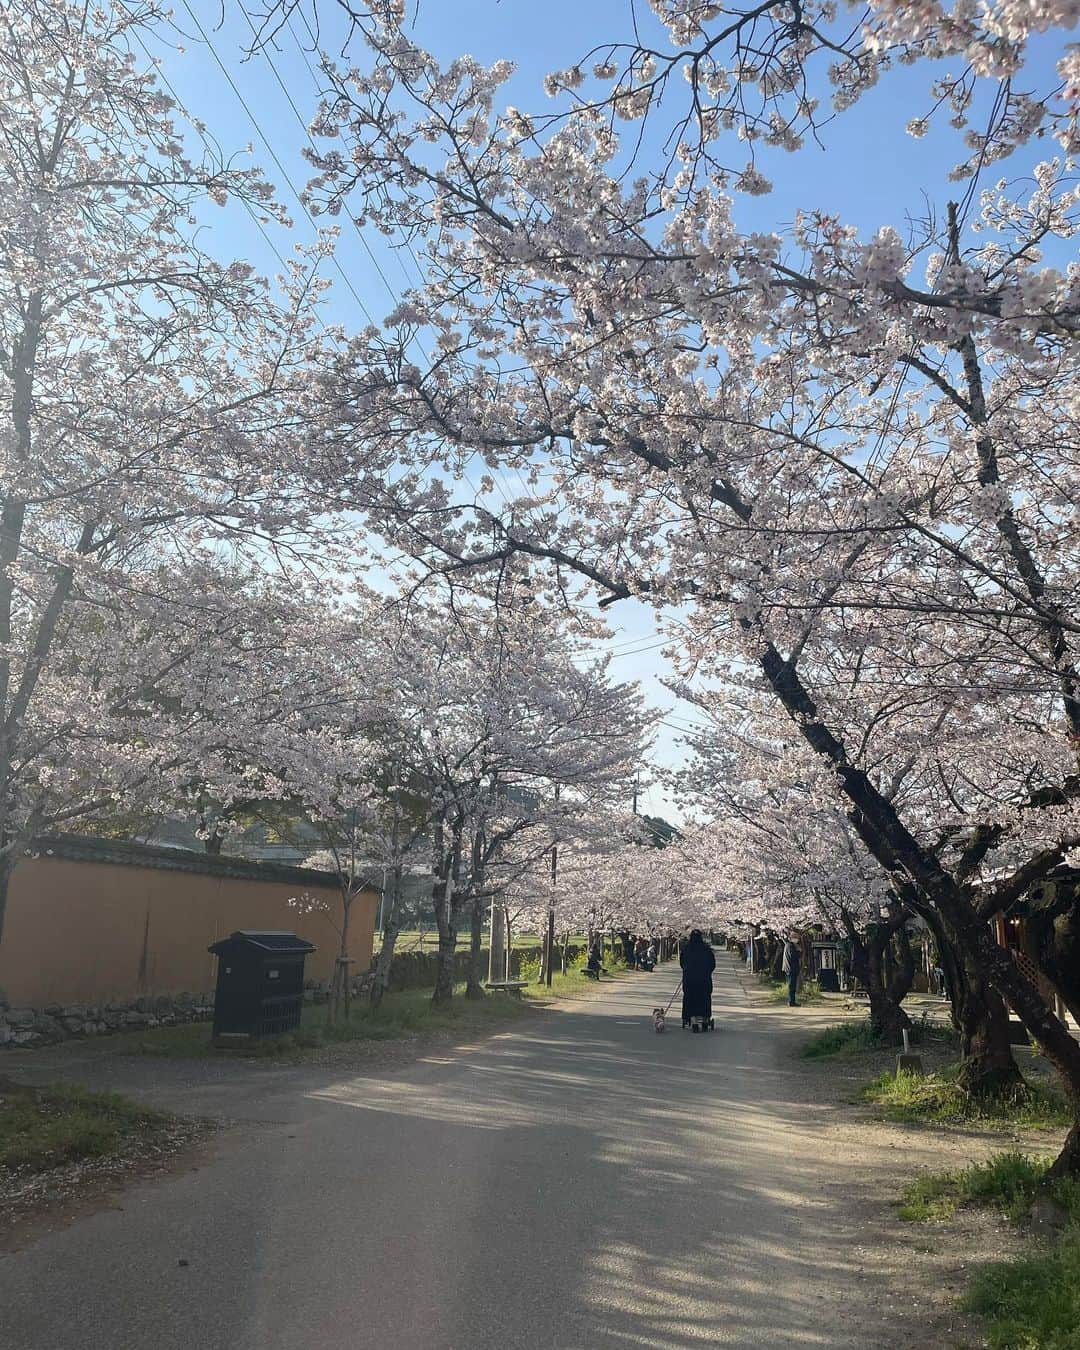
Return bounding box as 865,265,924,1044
0,1,334,940
368,583,650,1003
270,0,1080,1172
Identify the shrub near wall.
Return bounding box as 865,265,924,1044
385,944,589,991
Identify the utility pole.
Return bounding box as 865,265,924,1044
632,771,639,816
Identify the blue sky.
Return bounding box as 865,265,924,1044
143,2,1072,821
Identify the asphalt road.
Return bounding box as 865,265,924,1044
1,958,902,1350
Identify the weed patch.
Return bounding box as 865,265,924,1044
896,1153,1080,1345
861,1064,1070,1130
801,1021,882,1058
0,1081,173,1172
764,977,825,1005
897,1153,1064,1223
965,1226,1080,1349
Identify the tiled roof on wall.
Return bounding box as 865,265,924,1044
25,833,359,889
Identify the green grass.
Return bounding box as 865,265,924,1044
802,1017,956,1060
119,959,634,1060
116,981,561,1059
898,1152,1065,1223
897,1156,1080,1348
0,1081,173,1172
801,1021,882,1058
897,1154,1080,1345
860,1064,1071,1130
965,1226,1080,1349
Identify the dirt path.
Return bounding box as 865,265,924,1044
0,954,1051,1348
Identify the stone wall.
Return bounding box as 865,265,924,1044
0,975,374,1048
0,991,216,1047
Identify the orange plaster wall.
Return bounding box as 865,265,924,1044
0,856,377,1006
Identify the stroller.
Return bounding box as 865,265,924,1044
661,980,714,1031
681,981,715,1032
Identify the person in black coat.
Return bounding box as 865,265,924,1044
680,929,716,1030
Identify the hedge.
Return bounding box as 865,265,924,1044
384,942,590,991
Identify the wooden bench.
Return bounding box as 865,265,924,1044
485,980,529,998
581,966,608,981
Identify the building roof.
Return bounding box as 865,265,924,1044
26,833,349,889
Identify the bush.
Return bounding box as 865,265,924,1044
382,942,587,991
516,955,542,983
765,977,824,1004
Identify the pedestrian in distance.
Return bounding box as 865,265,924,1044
680,929,716,1031
782,933,802,1006
635,936,654,970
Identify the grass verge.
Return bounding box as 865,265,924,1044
897,1152,1067,1223
965,1226,1080,1349
112,961,635,1061
802,1017,956,1060
0,1080,173,1172
114,983,536,1059
801,1021,882,1058
896,1151,1080,1348
860,1064,1070,1130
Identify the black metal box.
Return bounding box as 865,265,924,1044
208,930,316,1039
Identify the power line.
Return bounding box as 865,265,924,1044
248,1,544,519
177,0,378,328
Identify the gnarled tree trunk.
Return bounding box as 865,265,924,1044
953,941,1025,1098
842,910,911,1046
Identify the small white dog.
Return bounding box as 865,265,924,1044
652,1006,666,1033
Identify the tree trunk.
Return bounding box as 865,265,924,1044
1048,1120,1080,1181
919,907,1021,1097
864,939,911,1045
465,891,485,999
371,858,404,1008
327,896,352,1024
431,820,462,1007
886,926,916,1006
0,853,13,948
432,926,457,1004
464,825,487,999
951,939,1025,1097
842,912,911,1046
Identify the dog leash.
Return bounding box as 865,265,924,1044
663,980,682,1015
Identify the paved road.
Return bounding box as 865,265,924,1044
1,958,901,1349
